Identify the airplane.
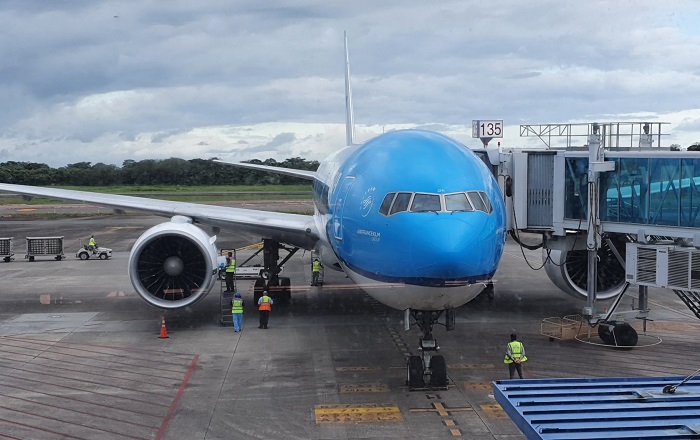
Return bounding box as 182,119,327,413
0,33,507,389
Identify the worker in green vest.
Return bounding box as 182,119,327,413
225,251,236,292
311,258,322,286
88,235,97,254
231,292,244,332
504,333,527,379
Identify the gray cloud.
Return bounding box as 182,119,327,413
0,1,698,166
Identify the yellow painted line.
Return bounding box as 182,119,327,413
339,384,389,393
314,404,402,423
479,404,509,419
335,366,380,372
464,382,492,390
409,402,473,416
450,428,462,436
448,363,495,370
444,420,456,427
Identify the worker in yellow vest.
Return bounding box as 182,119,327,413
257,289,273,329
231,292,244,332
88,235,97,254
311,258,322,286
225,252,236,292
504,333,527,379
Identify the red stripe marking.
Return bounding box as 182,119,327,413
156,354,199,440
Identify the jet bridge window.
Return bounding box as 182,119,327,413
389,192,412,215
445,193,473,211
411,193,441,212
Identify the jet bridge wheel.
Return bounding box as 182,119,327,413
598,322,638,348
278,277,291,303
253,277,265,304
407,355,425,389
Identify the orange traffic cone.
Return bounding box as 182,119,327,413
159,316,169,339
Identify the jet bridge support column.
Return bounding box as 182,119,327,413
582,123,616,319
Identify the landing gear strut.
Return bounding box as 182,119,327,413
406,309,453,390
242,239,298,305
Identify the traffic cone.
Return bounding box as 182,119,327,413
159,316,169,339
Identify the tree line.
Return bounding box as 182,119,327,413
0,157,319,186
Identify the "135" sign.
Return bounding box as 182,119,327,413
472,120,503,138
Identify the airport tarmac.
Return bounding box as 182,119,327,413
1,214,700,439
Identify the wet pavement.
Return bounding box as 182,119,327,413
0,214,699,439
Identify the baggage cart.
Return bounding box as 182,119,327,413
25,236,65,261
541,314,584,341
0,237,13,262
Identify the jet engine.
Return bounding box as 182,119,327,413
128,216,219,309
544,235,628,301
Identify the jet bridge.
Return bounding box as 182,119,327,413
475,121,700,347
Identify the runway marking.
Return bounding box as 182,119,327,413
314,404,402,423
464,382,492,390
339,383,389,393
106,291,126,297
479,404,509,419
448,363,495,370
409,402,473,417
335,366,379,372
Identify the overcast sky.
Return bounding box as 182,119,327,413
1,1,699,167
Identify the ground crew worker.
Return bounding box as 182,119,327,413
88,235,97,253
311,258,322,286
257,289,273,329
504,333,527,379
225,251,236,292
231,292,244,332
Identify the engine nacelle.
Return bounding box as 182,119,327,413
128,216,218,309
544,237,628,301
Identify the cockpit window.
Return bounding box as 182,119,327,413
389,192,412,215
468,191,492,213
445,193,473,211
380,190,493,216
411,193,441,212
379,193,396,215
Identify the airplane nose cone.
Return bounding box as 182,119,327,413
410,216,490,278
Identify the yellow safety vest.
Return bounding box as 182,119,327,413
89,238,96,247
226,258,236,273
312,260,321,272
504,341,527,364
259,295,272,311
231,299,244,314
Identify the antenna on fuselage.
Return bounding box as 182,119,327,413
344,31,356,146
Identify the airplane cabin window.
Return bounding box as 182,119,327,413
445,193,473,212
411,193,441,212
379,193,396,215
389,192,412,215
467,191,488,213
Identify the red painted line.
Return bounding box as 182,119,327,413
155,354,199,440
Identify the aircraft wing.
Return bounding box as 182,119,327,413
0,183,320,249
213,160,316,180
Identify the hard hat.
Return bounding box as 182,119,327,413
234,292,241,298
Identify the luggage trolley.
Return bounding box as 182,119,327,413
310,251,324,286
0,237,14,262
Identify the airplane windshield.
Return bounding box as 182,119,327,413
380,191,492,215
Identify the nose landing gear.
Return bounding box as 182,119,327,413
405,309,453,390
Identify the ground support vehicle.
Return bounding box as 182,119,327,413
25,236,65,261
76,245,112,260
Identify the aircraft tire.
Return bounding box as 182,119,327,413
598,324,614,345
613,323,638,348
429,355,447,388
407,355,425,389
279,277,291,304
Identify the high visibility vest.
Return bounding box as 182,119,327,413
504,341,527,364
258,295,272,311
312,260,321,272
226,258,236,273
231,299,244,314
89,238,96,247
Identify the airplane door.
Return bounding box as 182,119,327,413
333,176,355,242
